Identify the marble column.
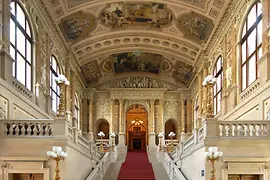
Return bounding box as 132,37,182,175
65,62,72,122
110,98,115,133
87,97,94,143
82,98,88,134
180,100,185,134
118,99,125,147
70,73,77,128
197,70,203,128
186,99,192,133
148,99,156,149
158,98,164,133
202,62,209,117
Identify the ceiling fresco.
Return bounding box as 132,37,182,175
100,2,173,28
59,11,96,41
112,52,162,74
177,12,213,43
42,0,229,88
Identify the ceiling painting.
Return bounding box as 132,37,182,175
173,61,194,85
59,11,97,41
100,2,173,28
112,52,162,74
81,60,101,83
177,12,213,43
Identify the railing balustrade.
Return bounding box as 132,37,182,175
218,121,269,137
1,120,53,137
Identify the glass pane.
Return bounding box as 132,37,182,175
217,59,221,71
248,55,256,85
10,19,15,45
242,41,246,63
10,2,15,16
17,28,26,57
258,47,262,60
242,64,247,90
17,53,25,85
16,4,25,29
257,3,262,16
242,22,246,38
217,75,221,91
26,40,31,62
217,93,221,113
10,45,15,60
26,20,31,38
52,93,57,113
247,30,256,56
12,61,15,77
248,6,256,29
257,20,262,46
26,64,31,90
214,97,216,115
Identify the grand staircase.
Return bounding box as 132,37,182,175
117,151,155,180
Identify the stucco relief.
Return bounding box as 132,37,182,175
0,95,8,119
124,100,150,114
93,77,178,90
95,100,111,120
163,101,179,122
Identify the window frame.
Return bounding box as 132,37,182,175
240,1,262,91
50,55,60,114
10,0,33,90
213,56,223,115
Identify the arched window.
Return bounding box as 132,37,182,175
74,94,80,129
50,56,59,113
213,56,223,115
241,1,262,90
10,1,33,90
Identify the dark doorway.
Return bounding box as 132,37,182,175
133,139,141,149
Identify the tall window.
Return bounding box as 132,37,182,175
10,1,33,90
241,1,262,90
74,94,80,129
50,56,59,113
213,56,223,115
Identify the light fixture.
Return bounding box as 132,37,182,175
158,133,164,151
168,132,176,153
205,146,223,180
98,131,105,152
47,146,67,180
54,74,70,117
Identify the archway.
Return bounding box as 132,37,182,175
126,104,148,151
96,119,110,139
165,119,177,140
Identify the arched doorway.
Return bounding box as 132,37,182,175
96,119,110,139
165,119,177,140
126,104,148,151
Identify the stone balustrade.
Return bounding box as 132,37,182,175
1,119,53,137
86,152,111,180
162,152,187,180
218,120,269,137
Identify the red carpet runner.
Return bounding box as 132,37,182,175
117,151,155,180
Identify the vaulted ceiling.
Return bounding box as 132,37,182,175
42,0,230,89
